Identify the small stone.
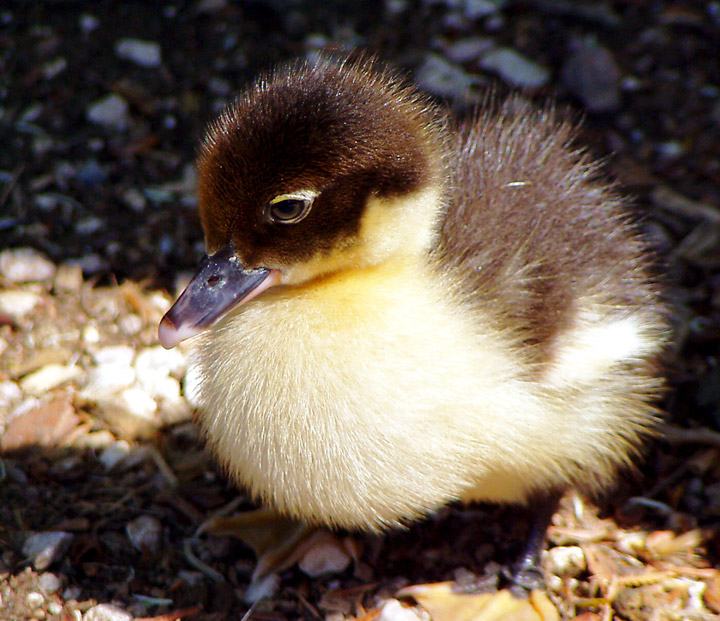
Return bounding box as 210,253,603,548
83,603,133,621
479,47,550,88
54,264,83,292
48,602,63,615
444,37,494,64
122,188,146,212
2,394,79,451
562,38,621,113
377,599,425,621
98,440,131,469
83,364,136,397
75,159,107,186
63,585,82,601
42,57,67,80
23,532,73,570
87,94,130,131
19,103,43,124
70,254,108,276
546,545,587,577
73,430,116,450
464,0,504,20
299,535,352,577
75,217,103,235
415,53,479,100
126,515,162,554
93,345,135,367
143,375,181,402
134,346,185,377
118,314,142,335
118,387,157,419
38,572,62,593
0,380,22,409
83,324,100,344
0,248,56,283
19,364,82,396
26,591,44,607
79,14,99,33
0,289,41,320
115,38,162,68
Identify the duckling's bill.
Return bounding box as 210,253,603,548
159,244,280,349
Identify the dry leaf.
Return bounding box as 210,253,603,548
1,393,80,451
398,582,559,621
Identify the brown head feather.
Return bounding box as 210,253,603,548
197,56,447,268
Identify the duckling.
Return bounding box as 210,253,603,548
159,55,667,588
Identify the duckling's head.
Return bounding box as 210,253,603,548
160,57,448,348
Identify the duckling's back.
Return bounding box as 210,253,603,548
437,100,666,372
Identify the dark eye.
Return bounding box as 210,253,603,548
267,192,316,224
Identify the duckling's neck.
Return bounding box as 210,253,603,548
279,184,444,286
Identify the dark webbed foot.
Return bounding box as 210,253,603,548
456,492,563,596
501,491,563,595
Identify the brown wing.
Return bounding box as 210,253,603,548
435,98,663,362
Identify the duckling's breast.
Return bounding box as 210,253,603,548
187,255,663,530
187,258,529,528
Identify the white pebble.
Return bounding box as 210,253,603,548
377,599,426,621
26,591,44,607
83,603,133,621
126,515,162,554
23,532,73,570
415,53,478,100
479,47,550,88
83,324,100,344
546,545,587,577
93,345,136,367
143,375,181,401
118,387,157,419
135,346,186,378
118,313,142,335
98,440,131,469
83,364,136,397
0,290,41,320
0,380,22,408
54,264,84,292
48,601,63,615
87,94,130,130
115,38,162,68
0,248,56,282
20,364,82,396
38,572,62,593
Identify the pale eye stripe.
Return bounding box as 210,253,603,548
269,190,318,204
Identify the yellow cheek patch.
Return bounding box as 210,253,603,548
278,184,444,287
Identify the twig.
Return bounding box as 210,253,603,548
182,537,225,583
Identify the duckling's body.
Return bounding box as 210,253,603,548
161,57,666,537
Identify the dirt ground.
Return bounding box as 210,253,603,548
1,1,720,620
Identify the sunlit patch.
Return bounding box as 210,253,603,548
544,312,653,386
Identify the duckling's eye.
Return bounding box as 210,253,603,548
266,192,316,224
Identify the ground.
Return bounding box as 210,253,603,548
1,1,720,620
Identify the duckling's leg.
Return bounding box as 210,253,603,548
502,490,563,594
